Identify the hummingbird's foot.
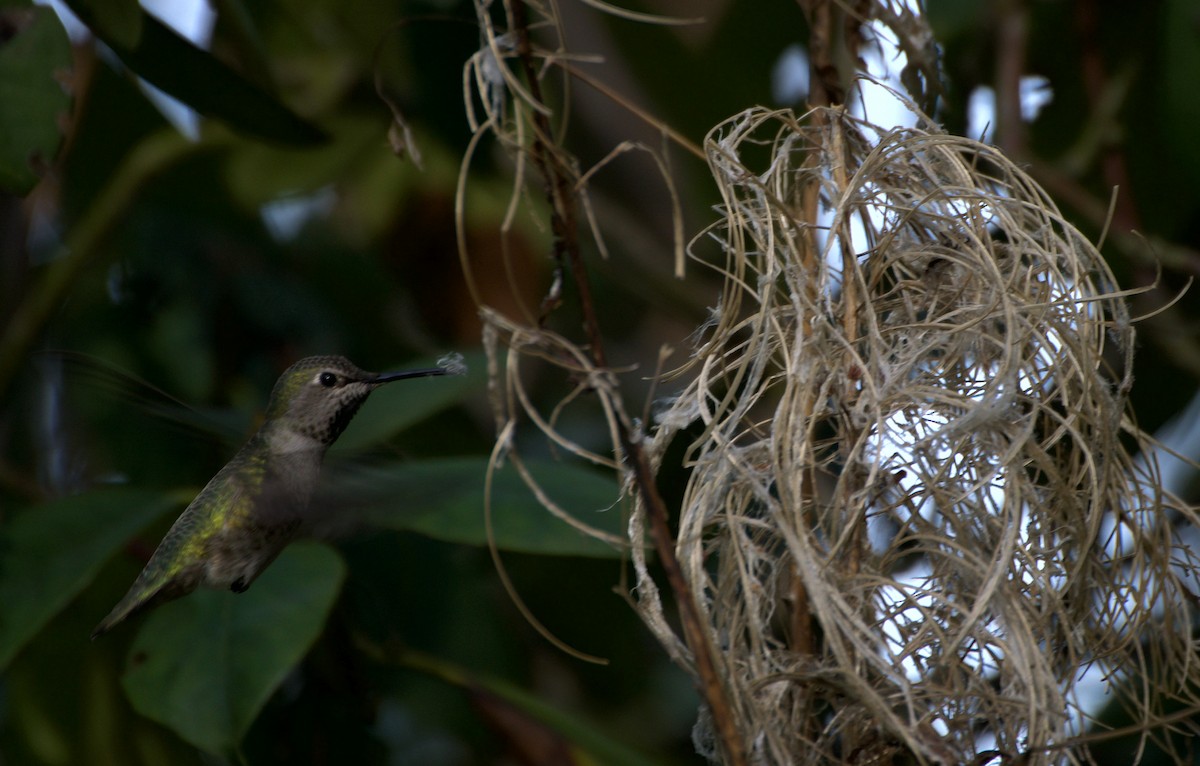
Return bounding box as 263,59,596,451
231,578,249,593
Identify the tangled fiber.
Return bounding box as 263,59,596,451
629,106,1200,764
456,3,1200,757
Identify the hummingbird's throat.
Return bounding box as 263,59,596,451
266,425,329,454
266,390,369,451
315,393,370,445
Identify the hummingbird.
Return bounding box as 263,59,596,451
91,355,456,639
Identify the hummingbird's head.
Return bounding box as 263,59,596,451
263,355,449,448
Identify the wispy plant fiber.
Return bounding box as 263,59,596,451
455,2,1200,761
633,106,1200,764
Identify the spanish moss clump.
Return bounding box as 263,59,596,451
632,106,1200,764
455,1,1200,760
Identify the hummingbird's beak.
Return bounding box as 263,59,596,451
374,353,467,384
373,367,449,384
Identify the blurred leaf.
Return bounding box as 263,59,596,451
0,5,71,194
61,0,325,144
351,457,625,558
397,648,664,766
924,0,985,40
603,4,803,141
1160,0,1200,206
146,303,216,403
223,114,385,209
0,488,178,670
73,0,141,49
334,351,485,452
121,541,345,754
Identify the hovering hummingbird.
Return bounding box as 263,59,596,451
91,354,459,639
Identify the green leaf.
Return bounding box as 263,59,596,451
0,488,178,669
349,457,626,558
0,6,72,194
121,541,345,754
223,114,386,209
73,0,142,49
395,648,666,766
61,0,325,145
1161,0,1200,195
334,351,485,452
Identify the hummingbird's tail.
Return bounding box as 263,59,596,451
91,575,191,640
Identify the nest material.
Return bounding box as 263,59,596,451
632,107,1200,764
457,6,1200,753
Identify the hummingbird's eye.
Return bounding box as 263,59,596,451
318,372,338,388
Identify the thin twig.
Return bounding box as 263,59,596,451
993,0,1028,156
504,2,748,763
560,63,705,161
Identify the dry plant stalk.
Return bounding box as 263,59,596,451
454,1,1200,763
635,105,1200,764
459,1,746,763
